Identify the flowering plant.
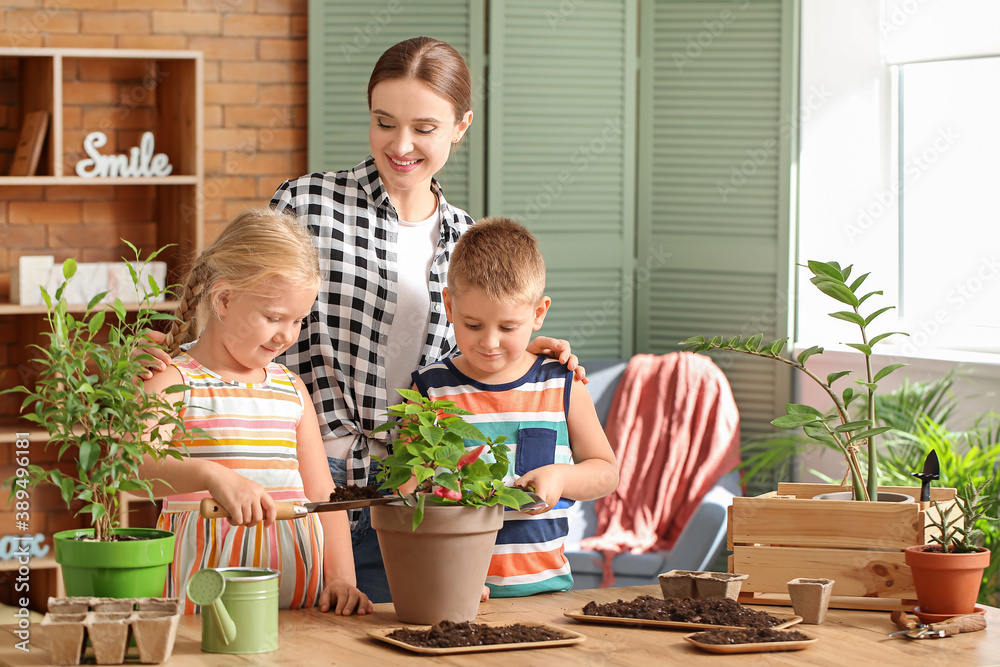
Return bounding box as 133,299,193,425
372,389,533,529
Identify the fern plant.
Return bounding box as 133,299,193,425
4,244,194,541
682,260,908,501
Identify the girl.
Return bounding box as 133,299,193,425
267,36,584,603
138,208,372,616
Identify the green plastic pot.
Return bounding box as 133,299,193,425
54,527,175,598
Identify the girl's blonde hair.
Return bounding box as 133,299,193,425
163,208,320,357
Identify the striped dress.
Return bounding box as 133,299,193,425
156,353,324,613
412,356,575,597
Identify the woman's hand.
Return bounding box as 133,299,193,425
319,579,373,616
206,469,277,527
527,336,587,384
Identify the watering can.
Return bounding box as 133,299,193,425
186,567,280,654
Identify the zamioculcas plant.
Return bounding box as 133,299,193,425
4,244,195,541
681,260,909,501
372,390,532,528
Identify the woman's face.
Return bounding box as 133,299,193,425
369,78,473,200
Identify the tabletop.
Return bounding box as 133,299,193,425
3,585,998,666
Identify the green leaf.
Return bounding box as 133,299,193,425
833,420,873,433
869,331,907,346
63,258,77,280
845,343,872,355
766,338,788,356
796,345,823,365
418,425,444,447
785,403,824,416
812,278,859,306
848,272,869,293
772,414,822,428
863,306,894,326
826,370,851,385
873,363,906,383
807,260,843,281
744,333,764,352
846,426,893,443
395,388,423,402
829,311,865,326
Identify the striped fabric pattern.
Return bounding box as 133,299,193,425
157,353,324,613
412,356,575,597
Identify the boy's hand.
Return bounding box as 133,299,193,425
320,580,373,615
515,466,565,515
526,337,588,385
207,470,277,527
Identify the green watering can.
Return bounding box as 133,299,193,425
186,567,280,654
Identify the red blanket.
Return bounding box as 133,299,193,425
578,353,740,584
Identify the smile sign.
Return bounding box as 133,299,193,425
75,131,173,178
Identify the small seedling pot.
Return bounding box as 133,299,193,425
694,572,749,600
786,578,835,624
84,611,131,665
657,570,700,599
40,613,87,666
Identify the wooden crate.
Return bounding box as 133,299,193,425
728,483,957,611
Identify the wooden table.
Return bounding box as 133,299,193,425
3,585,998,665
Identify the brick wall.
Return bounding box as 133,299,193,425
0,1,308,606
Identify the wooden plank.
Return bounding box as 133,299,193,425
775,482,955,501
732,544,915,598
737,592,918,612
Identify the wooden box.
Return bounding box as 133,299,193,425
728,483,957,611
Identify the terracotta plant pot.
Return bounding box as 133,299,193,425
904,545,990,615
786,578,834,624
372,502,504,624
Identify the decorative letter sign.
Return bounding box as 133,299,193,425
75,131,173,178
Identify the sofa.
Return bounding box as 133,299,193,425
564,359,741,589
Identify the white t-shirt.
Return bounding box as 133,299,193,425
323,208,440,461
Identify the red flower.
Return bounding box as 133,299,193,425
434,485,462,501
456,444,485,469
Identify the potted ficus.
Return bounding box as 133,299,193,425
905,476,998,615
370,390,532,624
4,244,195,598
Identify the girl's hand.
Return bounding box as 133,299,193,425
137,330,171,381
515,466,564,515
206,470,277,527
320,580,373,615
526,337,587,384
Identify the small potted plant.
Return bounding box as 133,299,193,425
370,390,532,624
681,260,908,502
4,244,195,598
905,476,998,616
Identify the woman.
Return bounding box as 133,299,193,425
269,37,583,603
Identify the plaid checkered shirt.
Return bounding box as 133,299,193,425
270,156,474,486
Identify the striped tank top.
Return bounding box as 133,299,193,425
156,352,324,612
412,355,575,597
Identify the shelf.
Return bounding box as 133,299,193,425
0,175,199,186
0,300,179,316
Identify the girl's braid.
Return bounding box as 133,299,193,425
163,264,208,357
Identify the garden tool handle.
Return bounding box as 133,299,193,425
891,610,919,631
930,614,987,634
200,498,305,521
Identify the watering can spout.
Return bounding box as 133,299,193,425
211,599,238,645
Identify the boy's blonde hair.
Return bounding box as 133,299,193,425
163,208,320,356
447,216,545,305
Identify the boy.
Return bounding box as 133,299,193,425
411,216,619,597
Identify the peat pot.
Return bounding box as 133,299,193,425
54,528,175,599
372,502,503,624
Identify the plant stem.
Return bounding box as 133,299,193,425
856,309,878,502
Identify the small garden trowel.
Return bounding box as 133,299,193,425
888,610,986,639
910,449,940,510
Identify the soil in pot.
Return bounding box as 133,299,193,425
582,595,785,628
689,627,811,645
386,620,571,648
328,485,383,501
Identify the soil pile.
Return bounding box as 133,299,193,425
387,620,569,648
582,595,784,628
329,485,383,501
690,627,811,644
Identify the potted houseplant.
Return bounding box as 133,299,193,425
684,260,962,610
370,390,532,624
4,245,194,598
682,260,907,501
905,476,998,615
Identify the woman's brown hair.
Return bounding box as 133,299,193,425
367,36,472,123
